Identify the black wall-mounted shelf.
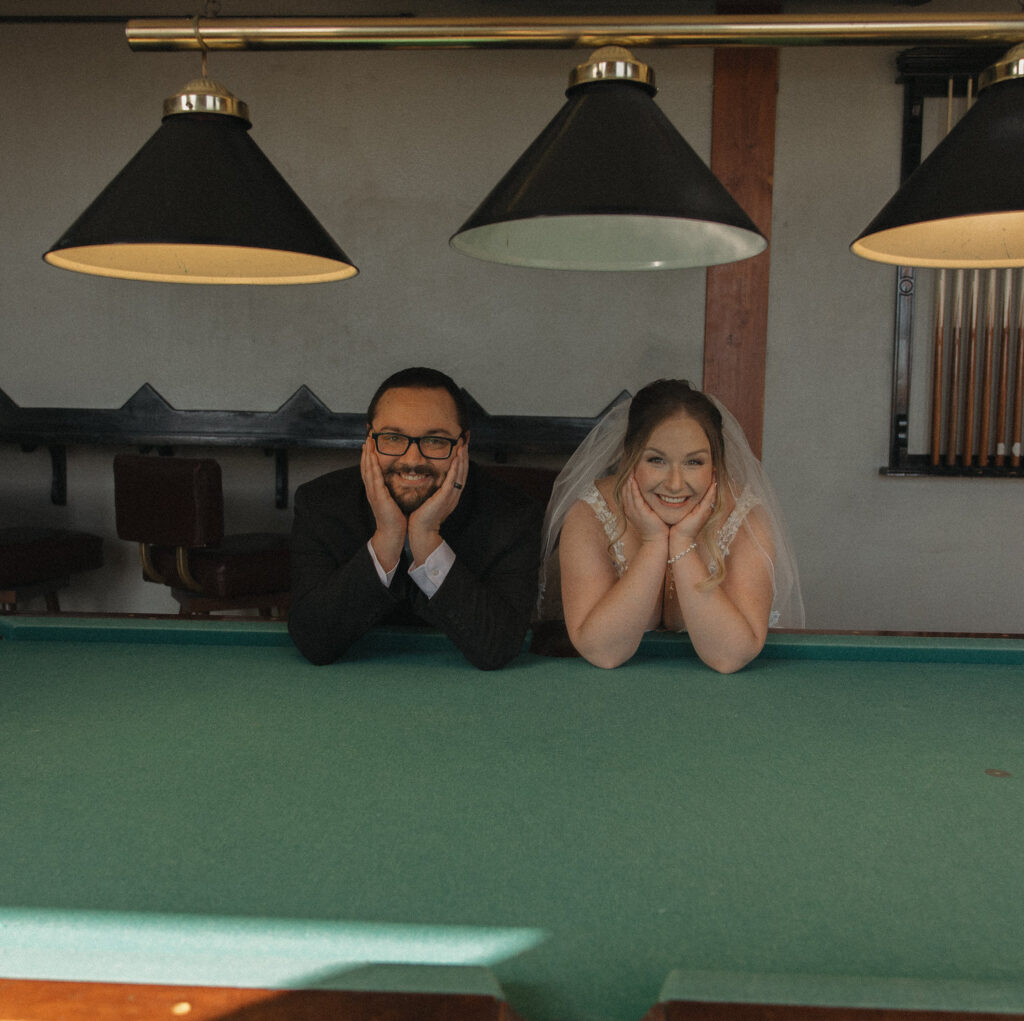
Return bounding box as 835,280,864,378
1,383,626,508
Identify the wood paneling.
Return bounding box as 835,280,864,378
702,47,779,458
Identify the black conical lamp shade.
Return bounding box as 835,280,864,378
853,46,1024,268
44,79,357,284
450,47,766,271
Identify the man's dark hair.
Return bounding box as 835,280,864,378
366,367,470,432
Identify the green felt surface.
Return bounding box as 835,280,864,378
2,619,1024,1021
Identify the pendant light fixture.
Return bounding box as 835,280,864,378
44,76,357,284
853,44,1024,268
449,46,767,271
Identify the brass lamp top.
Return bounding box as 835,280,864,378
163,77,250,121
979,43,1024,91
568,46,655,91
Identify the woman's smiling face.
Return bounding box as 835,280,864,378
633,411,714,524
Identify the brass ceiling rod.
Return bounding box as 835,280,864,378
126,13,1024,52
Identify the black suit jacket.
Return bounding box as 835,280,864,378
287,462,543,669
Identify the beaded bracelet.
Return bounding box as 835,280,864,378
667,542,697,566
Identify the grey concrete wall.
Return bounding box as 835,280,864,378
1,10,1021,630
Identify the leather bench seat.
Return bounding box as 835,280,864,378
0,527,104,586
144,532,290,598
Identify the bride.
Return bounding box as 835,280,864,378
539,379,803,673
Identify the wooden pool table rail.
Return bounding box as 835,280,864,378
0,978,524,1021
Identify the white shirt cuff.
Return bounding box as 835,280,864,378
408,541,455,599
367,539,399,588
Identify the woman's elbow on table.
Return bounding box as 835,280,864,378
699,637,766,674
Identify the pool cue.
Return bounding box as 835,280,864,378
1012,270,1024,468
946,268,965,466
930,269,947,466
994,268,1012,467
977,270,996,466
930,79,954,467
962,270,980,467
956,84,980,467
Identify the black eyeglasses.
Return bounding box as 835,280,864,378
371,431,463,459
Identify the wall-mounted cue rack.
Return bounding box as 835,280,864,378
0,384,626,508
885,45,1024,478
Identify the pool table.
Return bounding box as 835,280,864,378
2,617,1024,1021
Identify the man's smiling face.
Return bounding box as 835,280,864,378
369,386,463,513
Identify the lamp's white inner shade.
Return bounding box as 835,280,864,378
852,211,1024,269
44,243,358,284
450,214,766,270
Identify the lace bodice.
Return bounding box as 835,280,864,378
581,485,627,573
581,483,759,577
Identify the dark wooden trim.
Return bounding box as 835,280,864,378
0,384,629,508
644,1001,1023,1021
703,47,778,458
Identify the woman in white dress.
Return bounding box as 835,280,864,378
539,379,803,673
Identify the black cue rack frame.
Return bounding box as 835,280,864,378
884,44,1024,478
0,383,628,508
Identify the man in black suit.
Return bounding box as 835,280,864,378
288,367,543,669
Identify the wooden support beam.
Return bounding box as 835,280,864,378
702,46,778,458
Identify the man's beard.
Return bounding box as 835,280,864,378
383,462,444,513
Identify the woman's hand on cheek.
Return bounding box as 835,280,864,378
670,476,718,541
623,475,670,542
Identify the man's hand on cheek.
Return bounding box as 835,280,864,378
362,437,407,570
408,440,468,564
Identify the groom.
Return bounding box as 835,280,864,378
287,366,543,669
